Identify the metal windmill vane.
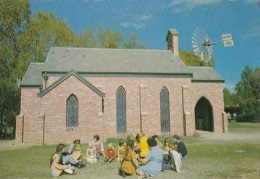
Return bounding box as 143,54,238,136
192,27,234,67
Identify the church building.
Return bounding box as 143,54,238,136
16,29,228,144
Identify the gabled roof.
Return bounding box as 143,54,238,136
20,63,44,87
38,70,105,97
188,66,224,82
43,47,189,74
20,47,224,87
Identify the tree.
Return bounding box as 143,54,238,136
0,4,148,138
124,34,146,49
0,0,31,138
78,26,146,49
179,50,215,67
235,66,260,118
16,11,77,65
223,88,236,107
0,3,77,138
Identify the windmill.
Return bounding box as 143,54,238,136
192,27,234,67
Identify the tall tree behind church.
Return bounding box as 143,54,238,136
0,0,30,138
235,66,260,120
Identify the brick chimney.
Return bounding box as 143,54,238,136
166,29,179,56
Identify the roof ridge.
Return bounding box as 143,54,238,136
50,46,171,53
188,66,214,69
30,62,45,65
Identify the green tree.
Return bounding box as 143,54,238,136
0,0,30,138
78,26,146,49
1,3,77,138
1,4,148,138
179,50,215,67
223,88,237,107
76,28,97,47
99,29,123,48
124,34,146,49
16,11,77,65
235,66,260,117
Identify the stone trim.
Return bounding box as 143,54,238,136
43,71,193,78
38,70,105,97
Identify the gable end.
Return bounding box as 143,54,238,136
38,70,105,98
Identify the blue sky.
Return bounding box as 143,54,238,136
30,0,259,92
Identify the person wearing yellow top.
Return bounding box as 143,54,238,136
139,132,149,158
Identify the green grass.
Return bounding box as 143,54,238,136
187,143,260,178
0,122,260,178
229,122,260,133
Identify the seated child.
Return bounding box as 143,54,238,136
62,146,83,170
67,139,85,168
67,138,81,154
104,143,116,162
85,141,97,164
50,143,68,167
117,139,126,162
51,153,73,177
94,135,105,159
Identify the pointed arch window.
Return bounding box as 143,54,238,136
116,86,126,134
160,87,170,132
66,94,78,130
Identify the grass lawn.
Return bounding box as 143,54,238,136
0,123,260,179
228,122,260,133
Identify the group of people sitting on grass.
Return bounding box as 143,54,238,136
50,135,105,176
50,133,187,178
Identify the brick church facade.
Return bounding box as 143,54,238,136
16,29,228,145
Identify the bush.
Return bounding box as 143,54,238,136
236,114,260,122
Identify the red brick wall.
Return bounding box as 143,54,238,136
190,82,226,133
17,75,226,144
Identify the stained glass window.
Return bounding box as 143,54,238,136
160,87,170,132
116,86,126,134
66,94,78,130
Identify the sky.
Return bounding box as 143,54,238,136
30,0,260,92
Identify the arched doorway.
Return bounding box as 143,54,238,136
195,97,213,132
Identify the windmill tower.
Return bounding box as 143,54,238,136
192,27,234,67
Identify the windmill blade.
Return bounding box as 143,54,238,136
192,27,213,64
194,48,200,56
192,37,198,44
192,44,199,49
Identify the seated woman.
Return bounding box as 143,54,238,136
170,135,188,173
136,138,163,178
138,132,149,158
161,137,172,170
152,135,162,148
119,139,139,177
